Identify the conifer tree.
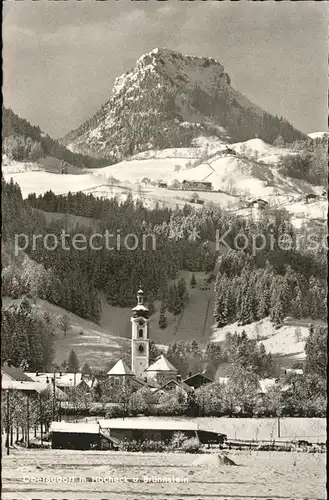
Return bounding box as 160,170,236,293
190,273,197,288
270,298,284,327
147,292,155,316
167,285,174,314
239,292,254,326
81,362,93,377
158,302,168,330
291,290,303,319
177,277,189,307
67,349,79,372
172,284,182,315
214,290,228,328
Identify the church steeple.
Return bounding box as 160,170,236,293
131,288,150,379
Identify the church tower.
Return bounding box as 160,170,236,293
131,289,150,379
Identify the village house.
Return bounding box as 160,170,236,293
248,198,269,220
183,372,213,390
305,193,318,204
1,364,67,399
25,371,88,394
2,364,34,383
153,376,192,403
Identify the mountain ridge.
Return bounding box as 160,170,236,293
2,107,109,169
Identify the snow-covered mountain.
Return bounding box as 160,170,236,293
62,48,306,161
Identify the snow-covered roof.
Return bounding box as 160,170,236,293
131,304,149,312
51,422,100,434
25,372,82,387
146,354,177,373
1,380,68,399
107,359,133,376
99,417,198,431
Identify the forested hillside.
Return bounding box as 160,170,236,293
279,135,328,186
2,107,109,168
3,177,326,322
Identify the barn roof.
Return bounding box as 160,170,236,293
146,355,177,373
99,417,199,431
50,422,100,434
107,359,133,376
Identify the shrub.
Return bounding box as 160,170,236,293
119,439,165,452
105,405,125,418
89,407,106,417
181,437,202,454
140,440,165,452
170,432,187,450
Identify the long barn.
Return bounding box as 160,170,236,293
99,418,226,445
50,419,226,450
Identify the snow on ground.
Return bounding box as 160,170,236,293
2,157,44,174
285,199,327,220
192,135,228,152
90,156,195,183
176,154,313,199
2,296,129,368
308,131,328,139
3,171,103,198
131,147,200,160
230,138,295,164
2,448,326,500
177,155,269,194
210,316,326,360
3,138,326,218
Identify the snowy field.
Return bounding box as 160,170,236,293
3,137,326,221
2,448,326,500
211,317,327,360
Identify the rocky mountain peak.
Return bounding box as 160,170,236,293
113,48,230,99
62,48,306,161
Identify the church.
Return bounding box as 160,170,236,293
107,289,179,386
